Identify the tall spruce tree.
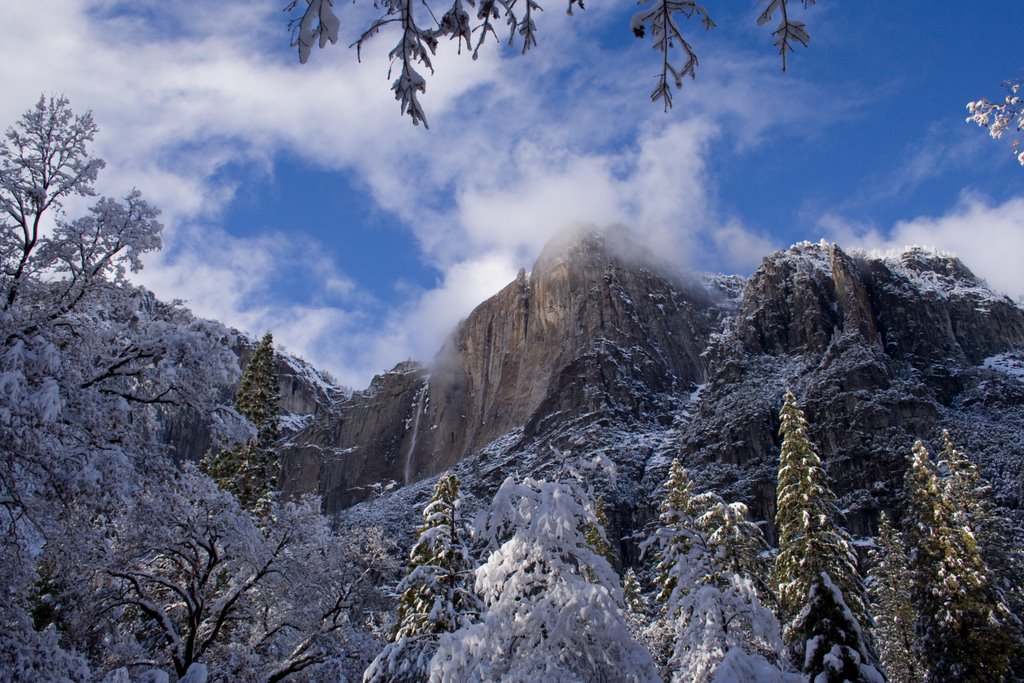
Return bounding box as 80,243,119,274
364,473,480,683
773,390,881,681
867,512,926,683
201,332,281,515
905,439,1021,682
938,430,1024,630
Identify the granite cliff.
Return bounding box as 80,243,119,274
279,231,731,509
269,233,1024,553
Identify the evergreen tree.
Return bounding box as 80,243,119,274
794,573,882,683
234,332,282,448
652,460,702,605
905,439,1020,682
648,460,783,682
773,389,881,681
585,495,617,567
201,332,280,514
364,473,479,683
938,430,1024,628
623,567,645,615
430,476,659,682
867,513,926,683
697,496,775,609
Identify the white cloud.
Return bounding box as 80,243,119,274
820,194,1024,300
0,0,834,386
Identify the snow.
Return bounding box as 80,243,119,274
179,663,208,683
981,350,1024,380
710,650,797,683
278,411,313,433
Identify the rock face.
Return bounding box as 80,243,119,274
161,334,346,465
673,242,1024,539
280,232,729,509
275,234,1024,550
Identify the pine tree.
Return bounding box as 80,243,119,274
235,333,281,445
940,432,1024,678
623,567,645,615
652,460,702,604
430,476,659,682
773,389,881,681
201,332,280,515
795,573,882,683
697,496,775,608
364,473,480,683
867,513,926,683
585,495,617,567
938,430,1024,624
905,439,1020,682
648,460,784,682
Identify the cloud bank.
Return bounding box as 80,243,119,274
3,1,1019,387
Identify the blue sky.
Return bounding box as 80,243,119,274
1,0,1022,387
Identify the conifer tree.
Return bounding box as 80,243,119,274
234,332,281,449
201,332,281,515
793,573,882,683
773,389,881,681
652,460,702,604
585,495,617,567
364,473,480,683
905,439,1020,682
623,567,645,615
938,431,1024,623
698,496,775,608
430,476,658,682
648,460,783,682
867,513,926,683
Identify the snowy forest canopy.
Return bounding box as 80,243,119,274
2,96,1024,682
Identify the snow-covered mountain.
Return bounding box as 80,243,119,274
270,232,1024,550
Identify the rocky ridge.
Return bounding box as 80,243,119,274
221,233,1024,554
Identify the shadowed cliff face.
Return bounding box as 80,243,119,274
675,242,1024,540
279,232,729,510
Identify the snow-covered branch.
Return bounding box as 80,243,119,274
967,79,1024,166
631,1,713,111
287,0,816,123
756,0,815,72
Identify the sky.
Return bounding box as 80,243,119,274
1,0,1022,388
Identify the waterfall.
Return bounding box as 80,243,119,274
404,382,428,485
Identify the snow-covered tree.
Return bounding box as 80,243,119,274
429,476,659,682
905,439,1022,682
792,572,882,683
623,567,646,615
287,0,816,124
364,473,480,683
0,96,239,675
202,331,281,515
65,466,377,681
938,429,1024,629
867,512,926,683
773,390,881,681
966,78,1024,166
647,460,783,683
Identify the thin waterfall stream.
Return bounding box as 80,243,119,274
404,382,428,485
